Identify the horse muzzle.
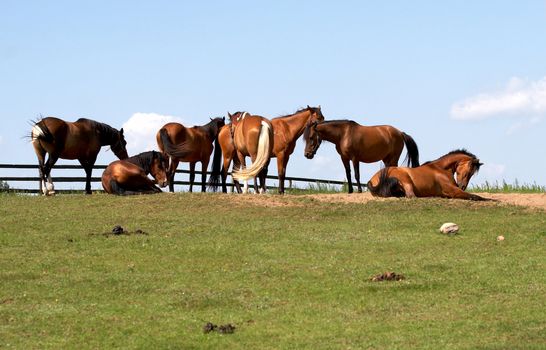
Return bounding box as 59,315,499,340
305,152,315,159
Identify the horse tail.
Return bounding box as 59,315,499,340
207,137,223,192
367,168,406,198
232,121,272,182
159,128,193,160
402,132,420,167
31,119,54,144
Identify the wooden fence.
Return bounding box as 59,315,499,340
0,164,347,193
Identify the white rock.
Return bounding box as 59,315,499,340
439,222,459,234
497,235,505,241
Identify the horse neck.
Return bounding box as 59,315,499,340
430,154,468,173
276,110,312,139
127,154,151,174
317,122,344,144
202,121,220,140
96,122,118,146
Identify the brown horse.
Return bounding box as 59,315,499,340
156,117,225,192
102,151,168,195
31,117,128,195
367,149,487,200
230,112,274,194
220,106,325,194
304,120,420,193
218,123,243,193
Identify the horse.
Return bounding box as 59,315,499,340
218,123,243,193
156,117,225,192
31,117,128,195
220,106,325,194
303,120,420,193
101,151,169,195
367,149,488,200
229,112,274,194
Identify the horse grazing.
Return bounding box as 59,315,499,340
31,117,128,195
102,151,169,195
230,112,274,194
367,149,487,200
156,117,225,192
220,106,325,194
304,120,420,193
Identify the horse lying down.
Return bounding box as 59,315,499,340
102,151,168,195
367,149,489,201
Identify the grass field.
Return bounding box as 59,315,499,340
0,193,545,349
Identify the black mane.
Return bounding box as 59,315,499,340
126,151,163,174
422,149,478,166
76,118,119,144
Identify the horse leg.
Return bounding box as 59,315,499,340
79,158,95,195
42,153,59,195
443,185,488,201
189,162,196,192
258,159,270,194
352,159,362,193
277,154,288,194
342,157,353,194
168,158,179,192
32,143,46,194
201,158,209,193
231,156,243,193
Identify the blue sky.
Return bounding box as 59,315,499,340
1,1,545,190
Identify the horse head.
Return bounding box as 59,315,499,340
307,105,325,125
303,121,322,159
111,128,129,160
455,157,483,191
151,151,169,188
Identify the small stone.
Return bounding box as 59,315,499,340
439,223,459,235
497,235,505,241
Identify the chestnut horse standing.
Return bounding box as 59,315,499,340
367,149,487,200
230,112,273,194
102,151,169,195
304,120,420,193
31,117,128,195
220,106,325,194
156,117,225,192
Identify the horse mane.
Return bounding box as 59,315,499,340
275,106,321,119
200,117,225,139
422,148,478,166
76,118,119,143
319,119,355,126
126,151,162,174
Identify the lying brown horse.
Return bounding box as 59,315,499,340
304,120,419,193
220,106,325,194
102,151,168,195
31,117,128,195
156,117,225,192
230,112,274,193
367,149,487,200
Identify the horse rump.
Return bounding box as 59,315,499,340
158,128,193,160
31,118,55,143
367,168,406,198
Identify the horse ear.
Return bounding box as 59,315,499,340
318,105,321,109
120,128,124,135
307,105,311,109
227,111,232,119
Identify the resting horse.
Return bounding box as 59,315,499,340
220,106,325,194
230,112,274,194
156,117,225,192
31,117,128,195
304,119,420,193
367,149,488,200
102,151,168,195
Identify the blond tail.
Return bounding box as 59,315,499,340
232,121,271,181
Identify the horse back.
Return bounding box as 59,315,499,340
37,117,102,159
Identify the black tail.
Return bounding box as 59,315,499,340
401,132,419,167
207,137,222,192
159,128,193,159
367,168,406,198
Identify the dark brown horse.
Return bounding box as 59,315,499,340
304,120,420,193
102,151,168,195
220,106,325,194
230,112,274,194
156,117,225,192
367,149,487,200
31,117,128,195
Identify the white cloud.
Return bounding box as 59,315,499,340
122,112,187,155
450,76,546,121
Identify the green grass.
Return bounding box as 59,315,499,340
470,180,546,193
0,193,545,349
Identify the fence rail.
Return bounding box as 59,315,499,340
0,163,347,193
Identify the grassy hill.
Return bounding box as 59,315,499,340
0,193,544,349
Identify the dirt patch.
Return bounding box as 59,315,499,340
91,225,149,237
370,271,406,282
